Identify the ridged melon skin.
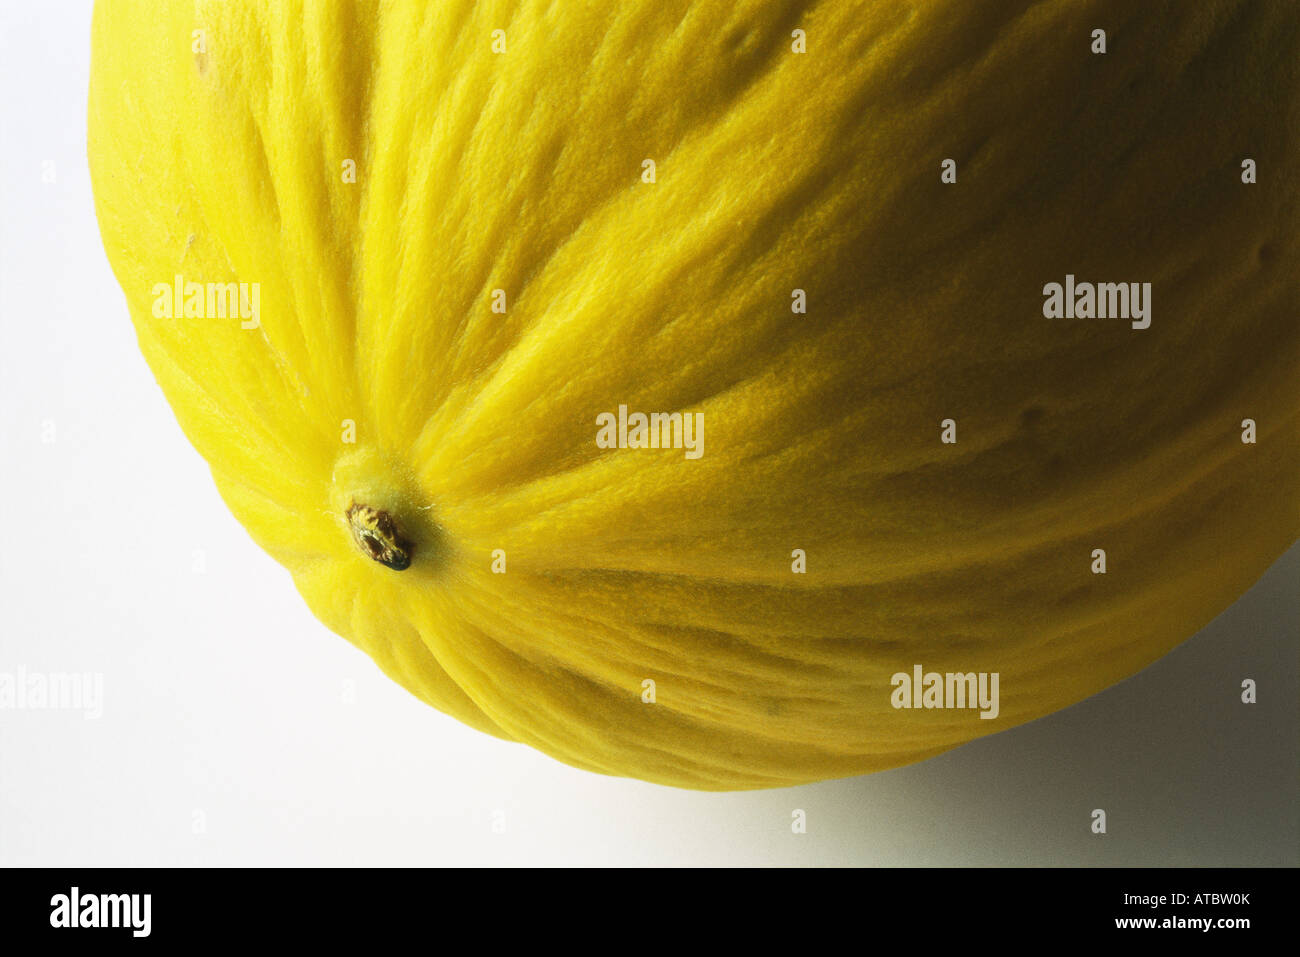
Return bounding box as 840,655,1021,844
89,0,1299,789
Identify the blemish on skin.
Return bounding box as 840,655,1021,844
1020,405,1045,428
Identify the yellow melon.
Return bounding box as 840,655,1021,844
88,0,1299,789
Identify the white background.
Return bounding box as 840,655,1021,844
1,1,1296,866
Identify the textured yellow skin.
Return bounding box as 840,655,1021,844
89,1,1298,789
